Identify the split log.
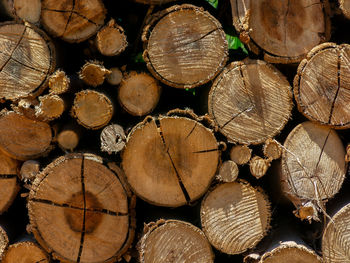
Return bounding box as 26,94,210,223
106,67,123,86
0,226,8,260
1,241,49,263
19,160,40,183
340,0,350,18
0,22,55,101
48,69,70,95
322,203,350,262
208,59,293,144
230,144,252,165
230,0,331,63
263,139,282,160
118,72,161,116
41,0,107,43
249,156,271,179
35,94,65,121
71,90,114,130
0,0,41,24
57,122,81,152
0,111,53,160
0,152,19,214
216,160,239,183
122,115,220,207
280,121,346,221
139,220,214,263
200,180,271,255
28,153,136,263
96,19,127,57
100,124,126,154
142,4,228,89
79,61,111,87
294,43,350,128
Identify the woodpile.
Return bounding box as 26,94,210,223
0,0,350,262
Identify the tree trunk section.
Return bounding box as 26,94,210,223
100,124,126,154
200,180,271,255
1,241,49,263
49,69,70,95
216,160,239,183
263,139,282,160
0,0,41,23
106,67,122,86
142,4,228,89
28,153,136,263
249,156,271,179
35,94,65,121
230,0,331,63
79,61,111,87
230,144,252,165
0,226,8,260
0,22,55,101
19,160,40,183
208,59,293,145
139,219,214,263
57,122,81,152
122,115,220,207
340,0,350,18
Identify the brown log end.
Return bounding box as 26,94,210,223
100,124,126,154
79,61,111,87
106,67,123,86
49,70,70,95
263,139,282,160
0,22,55,100
139,220,214,263
249,156,271,179
19,160,40,183
340,0,350,18
1,241,49,263
28,153,135,263
35,94,65,121
230,144,252,165
142,4,228,88
0,226,9,260
57,129,80,152
200,180,271,255
122,115,219,207
41,0,106,43
118,72,161,116
209,59,293,144
216,160,238,183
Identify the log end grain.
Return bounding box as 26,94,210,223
49,70,70,95
230,144,252,165
106,67,123,86
13,0,41,23
36,94,65,121
216,160,239,183
0,227,8,260
20,160,40,183
100,124,126,154
249,156,271,179
57,129,80,152
263,139,282,160
79,61,111,87
340,0,350,19
1,241,49,263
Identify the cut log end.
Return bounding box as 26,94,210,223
201,181,271,255
106,67,123,86
49,70,70,95
230,144,252,165
340,0,350,19
100,124,126,154
216,160,238,183
249,156,271,179
79,61,111,87
139,220,214,263
20,160,40,183
36,94,65,121
0,227,8,260
1,241,49,263
263,139,282,160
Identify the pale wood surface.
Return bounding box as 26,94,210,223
0,226,8,261
79,61,110,87
230,144,252,165
100,124,126,154
35,94,65,121
49,69,70,95
249,156,270,179
217,160,239,183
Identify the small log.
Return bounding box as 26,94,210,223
139,220,214,263
57,122,81,152
19,160,40,183
322,203,350,263
0,152,19,214
294,43,350,128
200,180,271,255
142,4,228,88
41,0,106,43
35,94,65,121
0,0,41,24
100,124,126,154
263,139,282,160
0,22,55,101
48,69,70,95
0,226,8,260
118,72,161,116
249,156,271,179
0,111,53,160
79,61,111,87
230,0,331,63
230,144,252,165
216,160,239,183
133,0,177,4
71,90,114,130
106,67,123,86
28,153,136,263
122,115,220,207
280,121,346,221
208,59,293,144
96,19,127,57
340,0,350,18
1,241,49,263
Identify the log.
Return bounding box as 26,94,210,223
28,153,136,263
208,59,293,144
200,180,271,255
280,121,346,221
71,90,114,130
118,72,161,116
0,226,8,260
57,122,81,152
133,0,177,4
100,124,126,154
96,19,127,57
41,0,107,43
0,0,41,24
0,111,53,160
1,241,49,263
249,156,271,179
48,69,70,95
79,61,111,87
322,203,350,262
216,160,239,183
122,115,220,207
19,160,40,183
340,0,350,18
230,144,252,165
294,43,350,128
142,4,228,89
0,151,19,214
0,22,55,101
230,0,331,63
139,219,214,263
35,94,65,121
106,67,123,86
263,139,282,160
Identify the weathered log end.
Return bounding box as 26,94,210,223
1,241,49,263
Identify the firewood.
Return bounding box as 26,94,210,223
200,180,271,255
0,111,53,160
139,220,214,263
100,124,126,154
35,94,65,121
216,160,239,183
96,19,127,57
79,61,111,87
294,43,350,128
0,151,19,214
208,59,293,144
118,72,161,116
142,4,228,88
48,70,70,95
133,0,177,4
263,139,282,160
71,90,113,130
106,67,123,86
0,226,8,260
122,115,219,207
0,22,55,101
340,0,350,18
322,203,350,262
280,121,346,221
230,0,331,63
230,144,252,165
0,0,41,23
1,241,49,263
19,160,40,183
57,122,82,152
249,156,271,179
28,153,136,263
41,0,106,43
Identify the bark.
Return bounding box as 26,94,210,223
0,226,8,261
230,144,252,165
1,241,49,263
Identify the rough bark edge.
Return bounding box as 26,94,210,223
2,241,50,262
0,177,20,215
142,4,228,89
339,0,350,18
208,59,293,145
28,153,136,263
0,226,9,261
293,42,350,129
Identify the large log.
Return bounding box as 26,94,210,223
0,0,41,23
1,241,49,263
340,0,350,18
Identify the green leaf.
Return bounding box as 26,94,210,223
205,0,218,9
133,52,145,63
226,34,248,54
